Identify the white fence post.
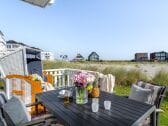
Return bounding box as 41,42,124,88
5,79,10,99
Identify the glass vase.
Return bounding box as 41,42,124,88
76,87,88,104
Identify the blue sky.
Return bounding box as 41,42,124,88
0,0,168,60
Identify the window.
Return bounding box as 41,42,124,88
161,57,165,60
12,44,19,48
7,45,11,48
161,53,166,57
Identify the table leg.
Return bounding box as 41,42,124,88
35,98,38,115
44,106,46,113
156,112,160,126
150,110,156,126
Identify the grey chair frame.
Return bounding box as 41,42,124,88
154,86,167,126
130,80,167,126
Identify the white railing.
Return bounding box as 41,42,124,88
43,68,115,93
43,68,99,88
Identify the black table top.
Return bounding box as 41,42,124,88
36,89,155,126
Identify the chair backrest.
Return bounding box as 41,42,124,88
136,80,167,108
0,92,7,126
156,86,167,109
2,96,30,126
6,74,43,114
0,92,7,108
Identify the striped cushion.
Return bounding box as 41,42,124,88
0,92,7,108
0,118,7,126
0,92,7,126
3,96,30,126
145,83,162,104
129,84,152,104
136,81,163,105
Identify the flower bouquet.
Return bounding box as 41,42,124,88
73,72,95,104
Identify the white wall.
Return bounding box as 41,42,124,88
0,34,7,57
41,51,54,60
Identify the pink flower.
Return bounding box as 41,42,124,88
73,72,91,88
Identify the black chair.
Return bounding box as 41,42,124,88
128,80,167,126
0,92,59,126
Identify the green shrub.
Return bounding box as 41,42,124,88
43,61,81,69
0,79,5,90
102,67,147,86
152,71,168,86
152,71,168,97
80,65,98,72
43,60,101,72
43,61,148,86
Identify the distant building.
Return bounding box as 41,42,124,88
60,55,69,61
0,31,7,57
41,51,54,60
72,53,84,61
135,53,148,61
150,51,168,61
88,52,99,61
6,40,23,52
6,40,41,52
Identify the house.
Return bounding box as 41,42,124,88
88,52,99,61
135,53,148,62
72,53,84,61
6,40,24,52
6,40,41,52
150,51,168,61
60,55,69,61
0,31,7,57
41,51,54,60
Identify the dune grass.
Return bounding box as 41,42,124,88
151,71,168,86
43,61,148,86
102,67,148,86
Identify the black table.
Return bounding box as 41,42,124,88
36,89,156,126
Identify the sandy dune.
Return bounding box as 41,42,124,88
79,62,168,79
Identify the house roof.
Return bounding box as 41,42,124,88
6,40,42,51
72,53,84,61
135,53,148,55
76,53,84,59
7,40,27,46
151,51,167,54
88,52,99,57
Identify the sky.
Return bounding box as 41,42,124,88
1,0,168,60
